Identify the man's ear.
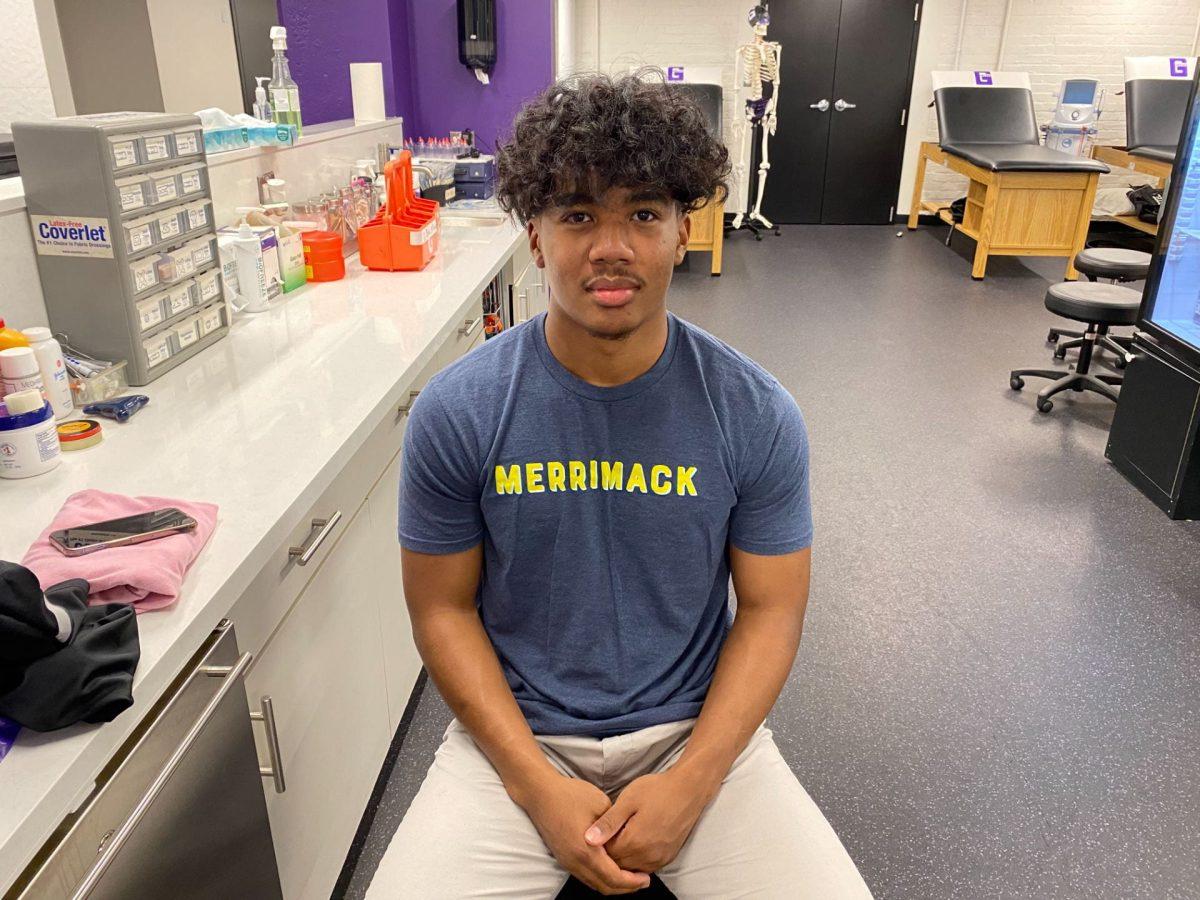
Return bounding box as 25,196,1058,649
675,207,692,265
528,219,546,269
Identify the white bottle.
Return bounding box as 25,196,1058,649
0,346,45,398
21,327,74,419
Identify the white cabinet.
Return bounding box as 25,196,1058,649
243,501,391,900
512,256,548,323
367,451,423,730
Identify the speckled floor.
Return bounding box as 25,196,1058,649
339,225,1200,900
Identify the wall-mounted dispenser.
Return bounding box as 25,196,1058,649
457,0,496,85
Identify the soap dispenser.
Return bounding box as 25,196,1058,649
253,77,273,120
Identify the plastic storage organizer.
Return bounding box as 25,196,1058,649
358,151,440,271
12,112,228,386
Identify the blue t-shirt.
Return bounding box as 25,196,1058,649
398,311,811,737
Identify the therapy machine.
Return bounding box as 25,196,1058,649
1043,78,1103,157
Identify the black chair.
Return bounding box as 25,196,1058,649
557,875,675,898
1046,247,1150,367
1010,282,1141,413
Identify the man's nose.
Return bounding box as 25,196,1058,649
588,222,634,265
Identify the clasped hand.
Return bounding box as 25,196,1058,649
522,768,712,895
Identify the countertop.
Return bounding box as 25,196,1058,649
0,217,523,892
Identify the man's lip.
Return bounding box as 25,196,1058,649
588,285,638,306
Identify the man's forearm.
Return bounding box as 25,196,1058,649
671,604,804,794
413,604,559,805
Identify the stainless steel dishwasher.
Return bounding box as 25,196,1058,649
13,620,283,900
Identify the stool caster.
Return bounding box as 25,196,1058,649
1047,329,1060,344
1010,375,1025,391
1036,397,1054,413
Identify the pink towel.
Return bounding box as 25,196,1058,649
21,490,218,612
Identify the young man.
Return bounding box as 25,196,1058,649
368,73,872,898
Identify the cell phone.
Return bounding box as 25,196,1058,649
49,507,198,556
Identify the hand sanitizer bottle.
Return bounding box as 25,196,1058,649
269,26,302,138
253,77,273,120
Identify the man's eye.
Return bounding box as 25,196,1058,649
564,211,590,224
634,209,659,222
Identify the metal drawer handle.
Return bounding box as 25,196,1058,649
398,389,420,415
459,315,483,336
288,511,343,566
250,696,286,794
834,98,857,112
74,651,254,897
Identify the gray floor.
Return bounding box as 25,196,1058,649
342,226,1200,900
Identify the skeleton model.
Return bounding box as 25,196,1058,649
730,5,782,237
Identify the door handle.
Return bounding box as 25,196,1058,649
459,315,484,337
809,99,830,112
288,511,343,566
250,695,286,794
834,99,857,112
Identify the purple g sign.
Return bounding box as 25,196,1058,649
1170,57,1189,78
974,71,994,86
666,66,685,82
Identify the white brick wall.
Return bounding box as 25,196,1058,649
562,0,1200,215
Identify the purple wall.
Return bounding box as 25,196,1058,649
405,0,555,151
277,0,414,126
279,0,553,151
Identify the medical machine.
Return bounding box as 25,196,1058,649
1043,78,1103,157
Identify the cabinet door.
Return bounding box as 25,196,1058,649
367,450,424,729
243,502,391,900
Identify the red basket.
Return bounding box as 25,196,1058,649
358,151,440,271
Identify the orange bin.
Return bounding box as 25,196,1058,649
358,151,440,271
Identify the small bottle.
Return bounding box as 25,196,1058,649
0,346,45,398
254,77,273,120
21,327,73,419
269,26,302,138
0,319,29,352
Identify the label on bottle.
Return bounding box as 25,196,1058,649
143,135,169,161
111,140,138,168
271,89,291,112
180,170,202,194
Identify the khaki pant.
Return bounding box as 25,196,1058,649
367,717,873,899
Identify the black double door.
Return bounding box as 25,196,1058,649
762,0,923,225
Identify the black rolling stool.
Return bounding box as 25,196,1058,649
1010,281,1141,413
1047,247,1150,367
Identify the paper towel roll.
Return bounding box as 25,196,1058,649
351,63,386,124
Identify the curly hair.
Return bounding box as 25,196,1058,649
496,68,731,224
